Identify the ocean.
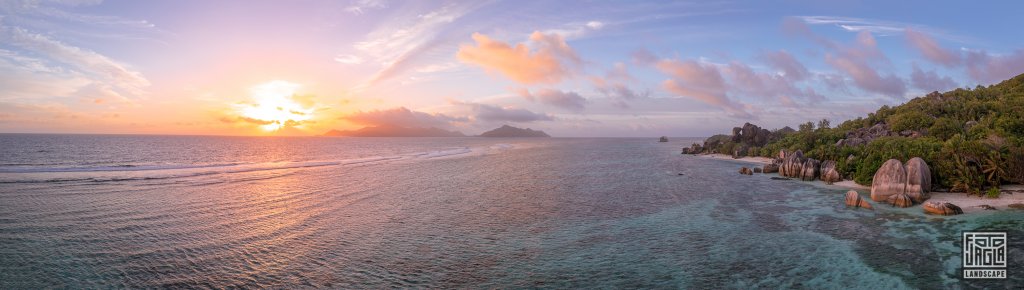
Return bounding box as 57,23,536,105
0,134,1021,288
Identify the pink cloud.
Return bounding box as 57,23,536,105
761,50,809,81
910,64,957,91
964,49,1024,84
825,53,905,97
456,31,580,84
655,59,753,118
905,29,961,67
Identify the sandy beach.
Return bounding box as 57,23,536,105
700,153,773,165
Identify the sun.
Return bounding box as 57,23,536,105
237,80,314,131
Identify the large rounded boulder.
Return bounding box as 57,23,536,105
780,150,805,178
904,157,932,203
870,159,907,202
763,163,779,173
923,201,963,215
820,160,842,184
844,190,872,209
800,158,820,181
889,193,913,208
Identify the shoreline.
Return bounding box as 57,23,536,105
699,153,1024,215
700,153,773,165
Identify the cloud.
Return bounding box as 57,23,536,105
724,61,824,105
542,20,605,40
964,49,1024,84
825,53,905,97
655,59,753,118
334,54,364,64
761,50,809,81
456,31,581,84
518,88,587,111
905,29,961,67
910,64,957,91
339,107,467,128
0,4,151,106
351,2,486,86
792,15,968,42
345,0,387,14
800,30,905,98
454,101,554,123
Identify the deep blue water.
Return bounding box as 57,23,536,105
0,135,1021,288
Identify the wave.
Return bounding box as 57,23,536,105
0,144,516,184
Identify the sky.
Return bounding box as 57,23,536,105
2,0,1024,137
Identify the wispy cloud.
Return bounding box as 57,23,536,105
345,0,388,15
350,2,489,87
793,15,967,42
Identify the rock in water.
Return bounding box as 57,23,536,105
753,167,762,173
781,150,805,178
923,201,963,215
904,157,932,203
844,190,872,209
820,160,842,184
870,159,907,202
800,158,820,181
889,193,913,208
763,163,779,173
739,167,753,175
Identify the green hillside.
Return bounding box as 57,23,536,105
710,73,1024,195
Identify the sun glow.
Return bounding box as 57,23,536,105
237,80,314,131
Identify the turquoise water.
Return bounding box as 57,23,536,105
0,135,1020,288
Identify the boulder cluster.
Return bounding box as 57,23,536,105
731,123,773,147
844,190,873,209
680,143,703,154
870,157,932,208
835,123,891,148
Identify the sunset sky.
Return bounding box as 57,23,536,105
2,0,1023,137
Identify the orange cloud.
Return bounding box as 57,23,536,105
456,31,580,84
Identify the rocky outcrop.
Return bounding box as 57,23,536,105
923,201,963,215
844,190,873,209
681,143,703,154
836,123,892,148
904,157,931,203
870,159,907,202
731,123,773,147
739,167,753,175
763,163,780,173
779,150,805,178
778,149,788,160
870,157,934,207
800,158,820,181
889,193,913,208
820,160,842,184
